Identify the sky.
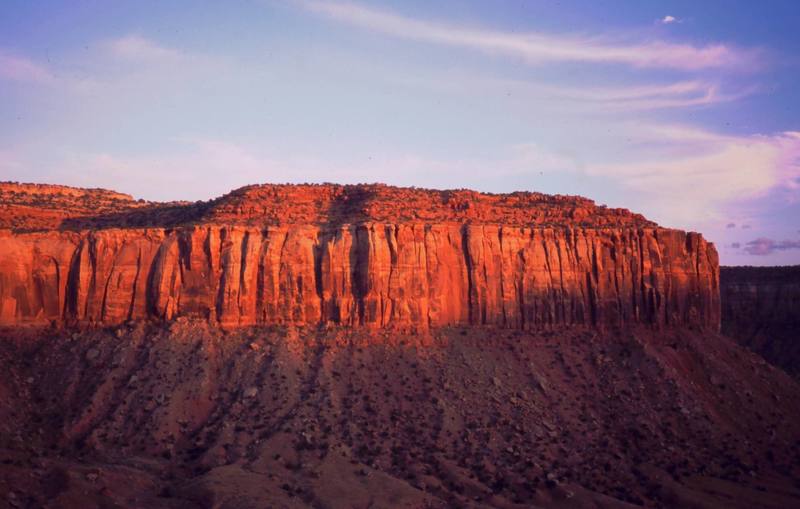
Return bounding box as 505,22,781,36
1,0,799,265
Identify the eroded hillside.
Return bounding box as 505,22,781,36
2,323,799,508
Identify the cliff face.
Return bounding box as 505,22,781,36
0,183,720,329
721,266,800,377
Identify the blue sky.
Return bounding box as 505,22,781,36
1,0,799,265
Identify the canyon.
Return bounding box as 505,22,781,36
0,182,797,509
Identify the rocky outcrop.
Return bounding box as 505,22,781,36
721,266,800,377
0,183,720,329
0,226,719,330
0,182,655,231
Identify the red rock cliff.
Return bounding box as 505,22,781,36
0,183,720,329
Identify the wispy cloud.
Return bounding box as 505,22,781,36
333,53,748,113
742,237,800,255
660,15,680,25
529,80,753,110
6,120,798,236
49,139,279,201
105,35,182,62
13,137,577,202
298,1,755,70
1,35,189,90
584,127,800,225
38,139,400,201
0,50,54,84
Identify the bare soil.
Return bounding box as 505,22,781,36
1,322,798,508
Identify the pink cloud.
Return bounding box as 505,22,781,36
299,1,756,70
0,51,53,84
105,35,182,62
581,126,800,227
531,80,754,110
742,238,800,256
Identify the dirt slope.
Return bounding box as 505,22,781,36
1,323,798,508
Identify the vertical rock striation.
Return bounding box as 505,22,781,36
0,223,720,329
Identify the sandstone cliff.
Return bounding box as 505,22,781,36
0,183,720,329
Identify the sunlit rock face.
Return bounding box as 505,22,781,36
0,182,720,329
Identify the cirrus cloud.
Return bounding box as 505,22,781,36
298,0,757,70
524,80,754,111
